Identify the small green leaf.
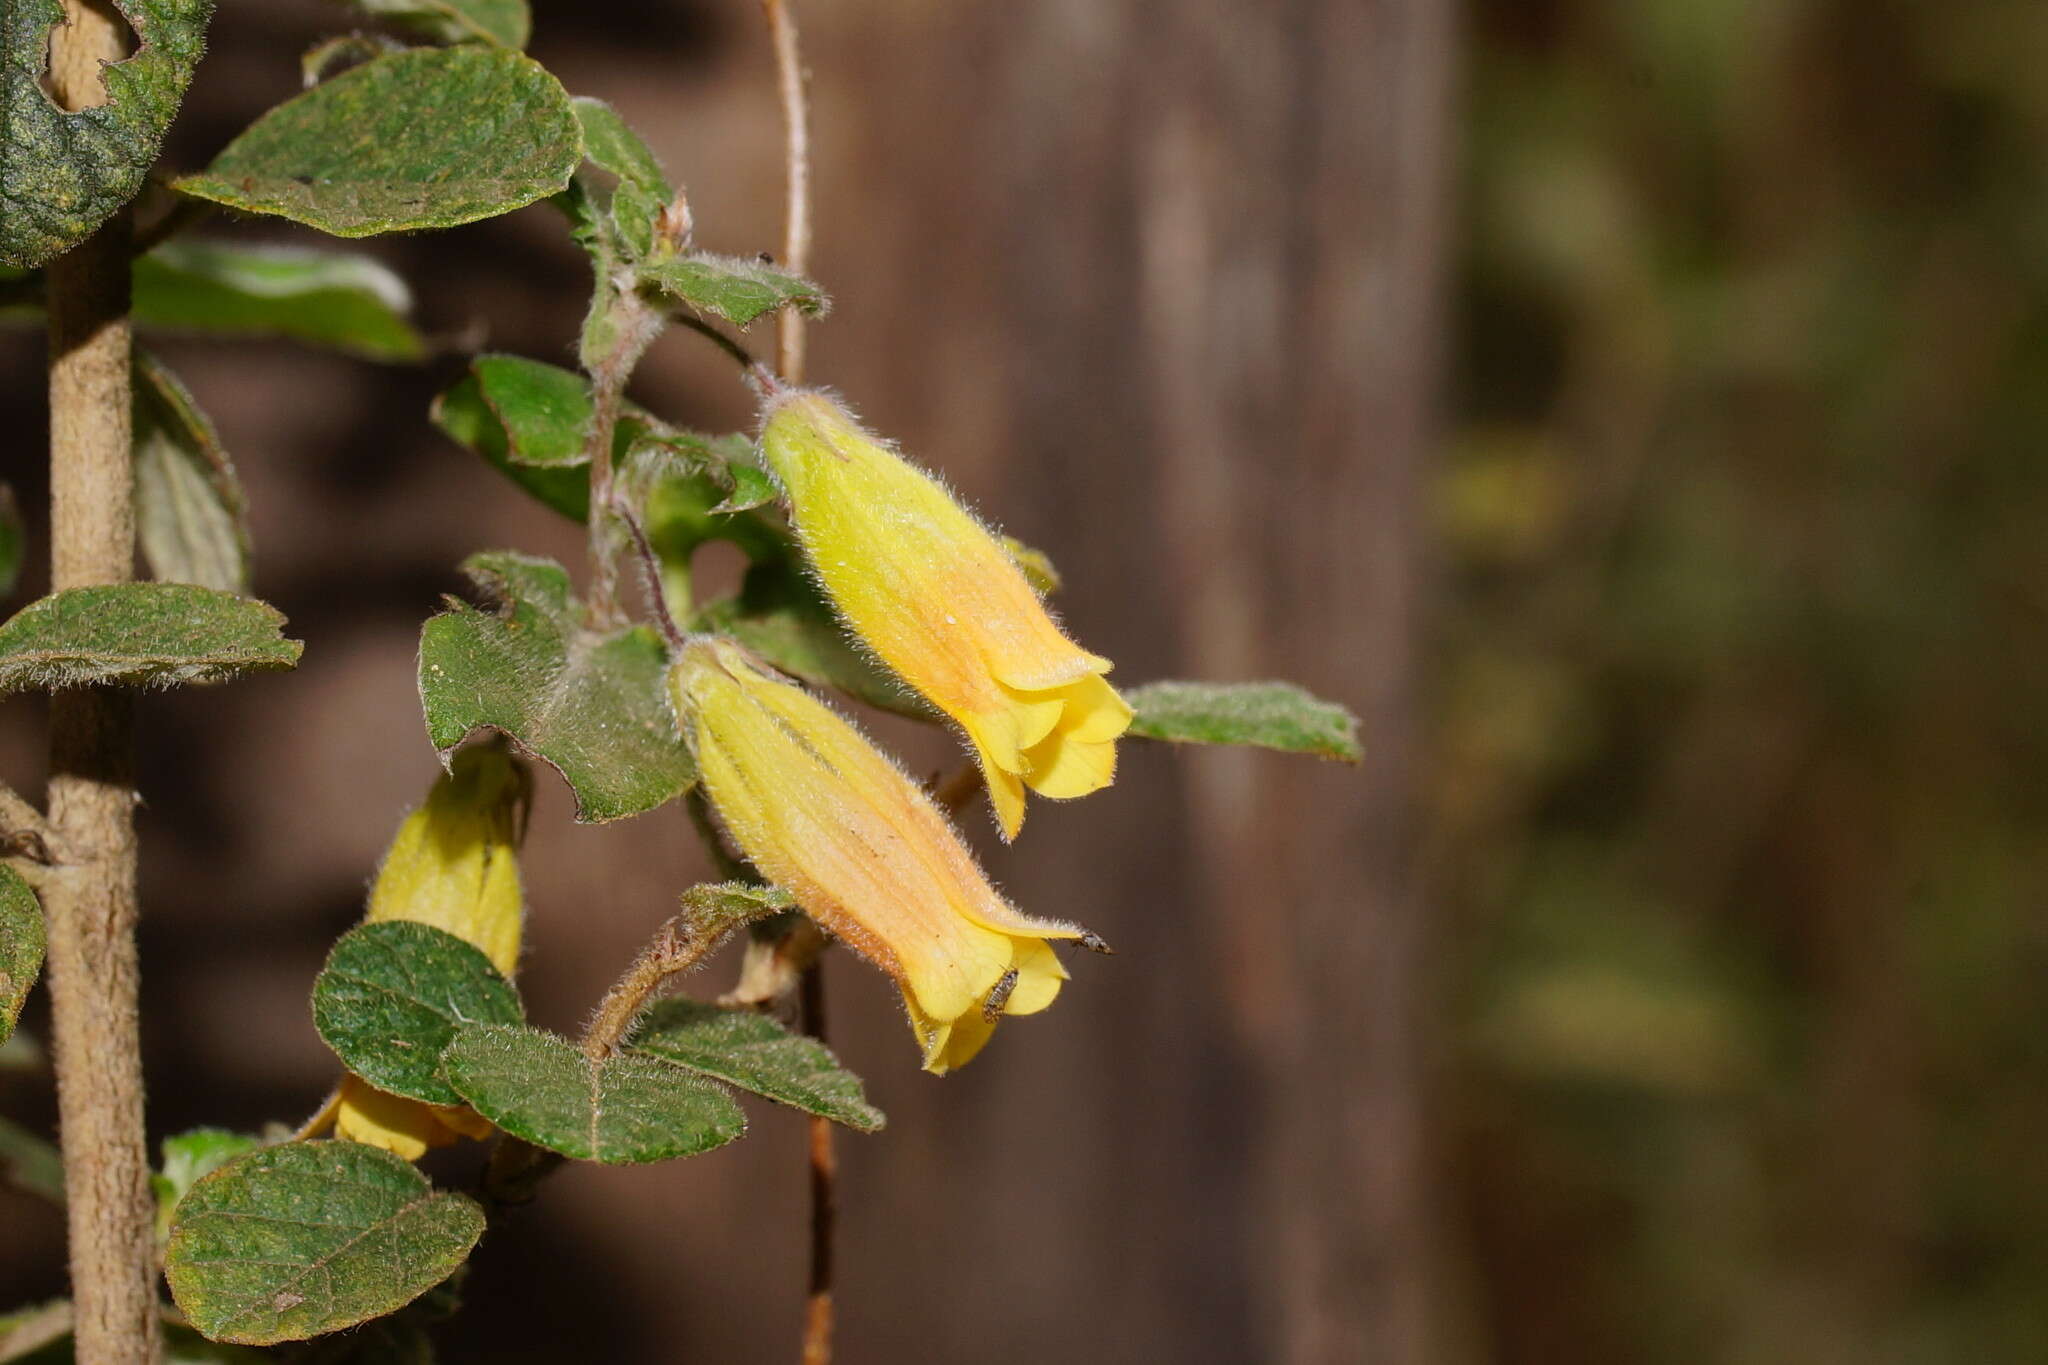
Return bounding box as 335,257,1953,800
312,922,523,1106
0,484,24,598
418,553,694,822
165,1141,484,1346
637,252,826,327
571,97,669,200
134,351,250,593
0,1113,63,1205
1,0,216,268
153,1129,262,1240
1125,680,1362,761
0,584,301,692
466,354,592,467
630,998,882,1133
430,371,589,520
695,560,936,720
174,48,578,238
333,0,530,48
134,240,425,362
678,879,794,923
0,864,40,1045
439,1023,746,1164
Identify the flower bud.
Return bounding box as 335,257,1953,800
335,744,527,1158
673,637,1091,1072
758,390,1131,839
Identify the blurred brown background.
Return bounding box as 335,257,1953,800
13,0,2048,1361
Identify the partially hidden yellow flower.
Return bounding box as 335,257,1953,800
334,744,527,1159
758,389,1132,840
672,637,1098,1073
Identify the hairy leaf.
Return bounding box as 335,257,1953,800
1125,680,1362,761
134,351,249,593
571,97,668,200
175,47,577,237
313,922,523,1106
134,240,425,361
331,0,529,48
637,251,826,327
0,0,216,268
631,998,882,1133
694,560,935,719
164,1141,483,1346
440,1023,746,1164
430,371,588,520
418,553,693,822
464,354,591,467
0,583,301,691
0,865,39,1046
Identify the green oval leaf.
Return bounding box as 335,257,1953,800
174,47,578,237
1,0,216,268
418,553,694,823
312,922,524,1106
164,1140,484,1346
571,97,668,200
134,350,250,593
1124,679,1362,761
0,865,42,1046
637,252,827,327
0,583,302,691
630,998,882,1133
464,353,593,468
134,240,426,362
440,1023,746,1164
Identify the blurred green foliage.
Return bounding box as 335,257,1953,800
1445,1,2048,1359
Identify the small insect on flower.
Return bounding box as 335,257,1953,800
333,743,527,1159
757,387,1132,840
672,637,1106,1072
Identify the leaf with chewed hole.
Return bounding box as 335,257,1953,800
312,922,523,1106
164,1141,483,1346
440,1023,746,1164
1,0,216,268
0,583,301,692
631,998,881,1133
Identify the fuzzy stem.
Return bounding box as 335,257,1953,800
43,7,157,1363
758,4,830,1359
761,0,812,385
582,912,731,1061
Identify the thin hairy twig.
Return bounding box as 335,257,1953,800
762,0,812,387
757,3,832,1359
43,6,158,1362
582,912,732,1061
613,497,687,648
672,313,759,372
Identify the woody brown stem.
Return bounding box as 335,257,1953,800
43,6,156,1363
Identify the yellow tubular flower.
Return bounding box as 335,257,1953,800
334,745,527,1159
672,637,1099,1073
758,389,1133,839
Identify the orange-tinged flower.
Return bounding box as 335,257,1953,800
758,389,1132,839
334,745,526,1159
671,637,1096,1072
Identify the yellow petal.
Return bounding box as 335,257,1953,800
759,390,1127,832
675,638,1093,1071
334,1077,460,1161
368,745,526,976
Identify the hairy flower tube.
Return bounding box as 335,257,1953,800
334,744,527,1158
758,389,1132,839
672,637,1098,1073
